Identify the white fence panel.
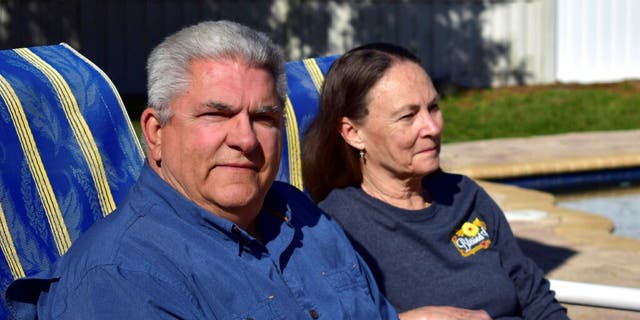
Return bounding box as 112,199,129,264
320,0,557,87
479,0,556,86
556,0,640,83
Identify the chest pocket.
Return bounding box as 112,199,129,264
228,297,286,320
324,263,366,291
324,263,381,319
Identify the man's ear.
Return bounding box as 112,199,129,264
339,117,365,150
140,107,163,163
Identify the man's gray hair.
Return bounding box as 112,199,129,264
147,20,287,124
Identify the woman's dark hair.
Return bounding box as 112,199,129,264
301,43,421,202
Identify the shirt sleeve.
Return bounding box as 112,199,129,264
37,265,207,319
478,188,569,320
319,197,399,320
355,252,400,320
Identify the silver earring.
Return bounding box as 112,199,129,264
359,150,365,159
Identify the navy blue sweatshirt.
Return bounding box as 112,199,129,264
319,171,568,320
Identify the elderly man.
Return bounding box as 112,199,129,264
6,21,398,319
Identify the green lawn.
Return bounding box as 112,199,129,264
440,81,640,144
125,81,640,144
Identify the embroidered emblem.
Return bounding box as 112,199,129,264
451,217,491,257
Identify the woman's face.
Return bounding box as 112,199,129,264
357,60,443,181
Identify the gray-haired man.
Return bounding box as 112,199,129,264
7,21,398,319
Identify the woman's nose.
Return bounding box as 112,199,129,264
417,110,442,137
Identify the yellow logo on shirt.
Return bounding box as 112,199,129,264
451,218,491,257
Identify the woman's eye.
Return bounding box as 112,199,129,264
429,104,440,112
400,113,415,120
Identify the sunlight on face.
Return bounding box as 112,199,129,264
157,58,283,220
359,60,443,182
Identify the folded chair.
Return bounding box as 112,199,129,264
276,55,337,191
0,44,144,317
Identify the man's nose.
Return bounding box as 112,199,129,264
227,113,258,154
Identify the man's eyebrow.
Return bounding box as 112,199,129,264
202,101,282,114
203,101,234,112
254,105,283,115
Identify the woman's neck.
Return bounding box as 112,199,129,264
360,172,431,210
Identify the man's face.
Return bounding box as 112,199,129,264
150,58,282,222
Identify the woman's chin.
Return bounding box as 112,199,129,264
414,161,440,177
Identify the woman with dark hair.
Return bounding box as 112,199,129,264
302,43,569,320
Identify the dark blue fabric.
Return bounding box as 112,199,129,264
6,164,398,319
0,44,143,319
320,171,568,320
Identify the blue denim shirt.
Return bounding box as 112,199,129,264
6,163,398,319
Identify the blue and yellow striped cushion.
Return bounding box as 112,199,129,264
0,44,144,316
277,55,337,191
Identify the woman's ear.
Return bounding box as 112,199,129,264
339,117,365,150
140,107,163,163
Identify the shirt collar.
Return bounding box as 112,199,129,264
136,162,293,248
136,162,238,237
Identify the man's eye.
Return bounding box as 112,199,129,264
429,103,440,112
202,112,227,119
254,115,281,127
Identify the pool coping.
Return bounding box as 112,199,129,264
441,130,640,179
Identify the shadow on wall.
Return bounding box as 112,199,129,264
349,1,524,91
0,1,532,110
273,1,533,91
0,1,278,98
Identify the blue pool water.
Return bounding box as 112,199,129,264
557,188,640,239
489,168,640,240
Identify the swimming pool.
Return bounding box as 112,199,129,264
487,167,640,240
555,186,640,240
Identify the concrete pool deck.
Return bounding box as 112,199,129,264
440,130,640,319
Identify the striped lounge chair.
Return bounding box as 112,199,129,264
0,44,144,317
276,55,337,191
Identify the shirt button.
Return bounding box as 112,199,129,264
309,309,319,319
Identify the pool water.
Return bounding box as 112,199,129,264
556,185,640,240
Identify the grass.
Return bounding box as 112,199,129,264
123,95,146,139
124,80,640,144
440,80,640,144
